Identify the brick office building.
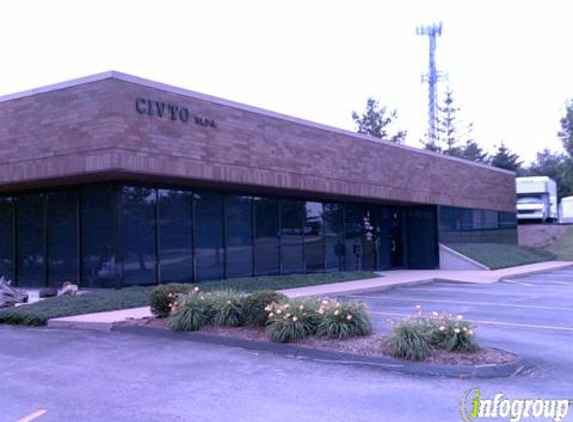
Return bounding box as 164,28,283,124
0,72,516,288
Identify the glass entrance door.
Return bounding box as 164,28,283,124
390,209,404,268
361,209,377,271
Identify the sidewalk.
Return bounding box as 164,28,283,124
47,260,573,331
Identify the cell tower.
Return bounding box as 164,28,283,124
416,22,444,146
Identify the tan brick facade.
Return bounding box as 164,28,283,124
0,72,515,212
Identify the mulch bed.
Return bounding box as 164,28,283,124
120,316,517,366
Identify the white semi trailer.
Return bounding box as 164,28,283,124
516,176,558,223
559,196,573,224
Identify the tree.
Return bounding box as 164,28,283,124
558,100,573,156
420,89,486,162
490,143,522,172
352,98,407,143
458,140,489,163
523,148,573,198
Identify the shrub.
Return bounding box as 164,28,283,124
426,311,479,353
385,307,480,361
243,290,287,326
149,283,194,317
385,318,433,362
168,291,211,332
209,289,246,327
315,299,372,339
265,299,318,342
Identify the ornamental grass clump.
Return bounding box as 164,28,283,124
385,305,479,361
426,311,478,353
209,289,247,327
168,289,212,332
385,318,433,361
243,290,288,327
315,299,372,339
265,298,319,342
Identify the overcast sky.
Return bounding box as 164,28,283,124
1,0,571,164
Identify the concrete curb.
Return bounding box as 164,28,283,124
111,325,528,379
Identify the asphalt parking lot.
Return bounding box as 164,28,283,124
1,269,572,422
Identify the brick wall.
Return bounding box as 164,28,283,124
0,74,516,212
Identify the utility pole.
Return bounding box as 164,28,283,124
416,22,444,147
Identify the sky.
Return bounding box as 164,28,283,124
1,0,572,164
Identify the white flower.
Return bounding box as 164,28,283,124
292,316,298,322
454,328,461,334
277,309,282,314
194,287,199,292
299,305,304,310
439,326,445,331
269,312,274,318
456,315,464,321
264,305,271,312
432,311,439,317
463,327,468,332
468,330,474,336
334,310,340,316
318,309,325,315
322,300,329,305
346,315,353,321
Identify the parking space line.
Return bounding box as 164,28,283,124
370,311,573,332
15,410,47,422
500,279,534,286
347,295,573,312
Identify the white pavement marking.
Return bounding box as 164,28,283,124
371,311,573,332
500,279,534,286
14,410,47,422
347,295,573,312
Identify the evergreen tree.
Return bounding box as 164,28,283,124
490,143,522,172
458,140,489,163
352,98,407,143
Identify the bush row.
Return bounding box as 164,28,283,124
385,306,479,361
150,283,372,342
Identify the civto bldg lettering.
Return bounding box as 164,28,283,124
135,97,217,129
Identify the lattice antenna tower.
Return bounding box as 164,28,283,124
416,22,445,146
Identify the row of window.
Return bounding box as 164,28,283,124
0,184,514,288
438,206,518,244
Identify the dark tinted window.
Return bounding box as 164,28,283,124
195,192,224,281
47,191,78,286
226,195,253,278
158,189,193,284
17,195,45,287
254,197,279,275
305,202,324,272
280,200,304,274
323,203,344,271
123,187,157,286
0,198,14,280
81,185,116,288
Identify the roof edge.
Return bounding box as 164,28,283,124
0,70,515,177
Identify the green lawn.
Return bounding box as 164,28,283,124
445,243,555,270
546,226,573,260
0,271,378,326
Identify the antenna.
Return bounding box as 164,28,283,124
416,22,445,146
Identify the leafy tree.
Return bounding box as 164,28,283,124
558,100,573,156
352,98,407,143
523,148,573,198
490,143,522,172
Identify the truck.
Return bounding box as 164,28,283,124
559,196,573,224
516,176,558,223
